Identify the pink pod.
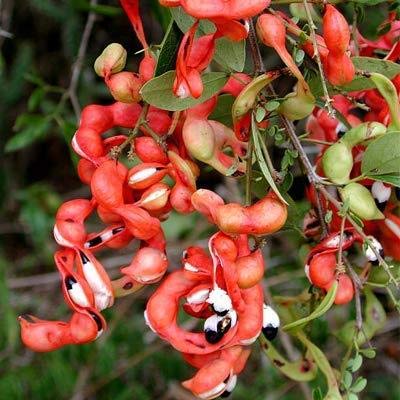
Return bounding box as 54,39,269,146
121,247,168,284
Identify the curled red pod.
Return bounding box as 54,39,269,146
135,183,171,211
127,163,168,190
324,53,355,86
54,199,94,248
54,249,95,311
115,203,162,240
75,250,115,310
105,71,143,103
91,160,128,209
84,224,128,250
324,274,354,305
307,252,336,288
180,0,270,21
121,247,168,284
19,309,105,352
214,192,288,236
133,137,169,164
235,250,265,289
323,5,351,55
191,189,225,224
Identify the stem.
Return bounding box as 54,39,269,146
336,215,346,269
68,0,98,118
247,18,265,74
303,0,335,116
245,137,254,206
247,17,329,237
111,103,149,158
142,122,168,152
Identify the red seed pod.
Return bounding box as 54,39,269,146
214,192,288,236
169,181,194,214
256,14,304,83
324,53,355,86
235,250,264,289
127,163,167,190
323,5,351,55
191,189,225,223
54,199,94,248
121,247,168,284
105,71,143,103
139,54,156,82
135,183,171,211
133,137,169,164
308,252,336,288
327,274,354,305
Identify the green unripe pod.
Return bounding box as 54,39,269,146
322,141,353,184
94,43,127,78
232,71,281,124
278,83,315,121
339,182,384,220
182,118,215,162
369,72,400,131
341,122,387,147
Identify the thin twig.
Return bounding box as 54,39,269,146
302,0,335,116
68,0,98,118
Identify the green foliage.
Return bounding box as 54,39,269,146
140,70,228,111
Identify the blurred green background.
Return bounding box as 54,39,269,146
0,1,399,399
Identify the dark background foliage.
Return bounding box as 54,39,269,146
0,1,398,399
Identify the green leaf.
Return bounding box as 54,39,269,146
214,38,246,72
368,173,400,187
265,100,281,111
259,336,318,382
343,371,353,390
255,106,266,123
348,393,358,400
283,281,338,331
297,332,343,400
6,114,51,152
359,348,376,359
155,19,183,77
28,87,45,112
361,132,400,176
313,388,323,400
140,71,228,111
209,94,235,127
251,116,288,205
170,6,214,34
351,377,367,393
350,354,363,372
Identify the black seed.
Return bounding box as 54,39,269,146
112,226,124,235
337,129,346,138
65,276,77,290
86,236,103,248
348,106,368,120
79,251,90,264
374,199,387,212
262,325,278,341
205,329,224,344
396,187,400,200
123,282,133,290
220,390,231,398
89,312,103,331
211,304,228,316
